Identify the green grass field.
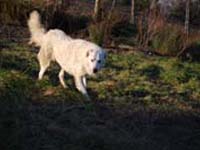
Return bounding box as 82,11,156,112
0,40,200,150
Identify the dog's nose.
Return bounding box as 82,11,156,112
93,68,98,73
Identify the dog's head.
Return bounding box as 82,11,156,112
85,48,106,75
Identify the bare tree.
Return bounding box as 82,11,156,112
150,0,157,10
130,0,135,24
94,0,102,21
185,0,190,37
108,0,117,20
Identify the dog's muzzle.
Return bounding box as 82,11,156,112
93,68,98,73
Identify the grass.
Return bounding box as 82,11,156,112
0,40,200,150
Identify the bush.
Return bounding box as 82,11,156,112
170,1,200,27
0,0,85,31
48,11,89,34
0,0,32,25
0,0,52,25
150,25,186,56
118,0,131,5
137,8,165,48
181,41,200,61
111,21,137,38
88,22,105,46
118,0,150,11
89,5,123,46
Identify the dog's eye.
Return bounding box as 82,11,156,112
91,59,95,62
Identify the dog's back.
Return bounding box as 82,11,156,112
42,29,72,61
53,39,103,75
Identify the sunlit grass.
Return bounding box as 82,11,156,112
1,41,200,113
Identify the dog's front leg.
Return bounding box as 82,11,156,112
74,76,90,100
82,76,87,88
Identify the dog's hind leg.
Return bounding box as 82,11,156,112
37,48,50,80
59,69,67,88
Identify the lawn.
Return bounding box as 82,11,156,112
0,40,200,150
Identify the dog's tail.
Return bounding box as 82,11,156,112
27,10,46,47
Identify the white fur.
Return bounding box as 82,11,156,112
27,11,72,47
28,11,106,98
27,11,46,46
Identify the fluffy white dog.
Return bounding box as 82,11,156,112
28,11,106,98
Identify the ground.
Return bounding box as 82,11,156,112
0,38,200,150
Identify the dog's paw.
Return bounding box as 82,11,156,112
84,94,91,101
62,84,68,89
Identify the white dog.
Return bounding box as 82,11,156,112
28,11,106,98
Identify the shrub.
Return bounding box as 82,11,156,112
170,0,200,27
118,0,131,5
89,4,123,46
181,41,200,61
179,32,200,61
150,25,186,56
137,8,165,48
88,22,105,46
118,0,150,11
46,11,89,34
0,0,78,29
0,0,33,25
111,21,137,38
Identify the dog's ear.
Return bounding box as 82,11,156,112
86,50,90,57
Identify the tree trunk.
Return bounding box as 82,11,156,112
94,0,102,22
108,0,116,20
177,0,191,57
150,0,157,10
185,0,190,37
130,0,135,24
